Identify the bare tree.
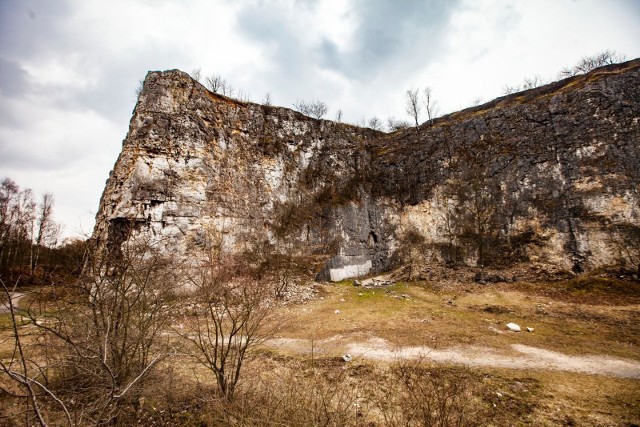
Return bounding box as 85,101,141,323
434,187,460,265
181,230,274,400
236,89,251,102
31,193,56,277
20,235,180,424
262,93,272,106
335,109,343,122
559,50,626,78
368,116,383,131
423,87,439,125
405,88,421,130
190,68,202,82
220,80,234,97
0,178,36,282
504,75,547,94
502,84,519,95
471,97,483,107
1,280,54,427
522,75,545,90
205,74,223,93
293,100,328,119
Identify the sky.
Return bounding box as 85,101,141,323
1,0,639,240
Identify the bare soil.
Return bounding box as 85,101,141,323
267,335,640,378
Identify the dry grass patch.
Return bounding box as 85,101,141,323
269,280,640,360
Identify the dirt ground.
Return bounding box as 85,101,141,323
256,275,640,425
1,274,639,426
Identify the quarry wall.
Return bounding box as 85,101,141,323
94,60,640,280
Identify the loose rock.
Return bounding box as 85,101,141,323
506,322,521,332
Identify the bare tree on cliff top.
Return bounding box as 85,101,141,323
368,116,383,131
387,117,411,132
423,87,439,125
293,100,328,119
559,50,626,78
190,68,202,83
205,74,223,93
405,88,421,130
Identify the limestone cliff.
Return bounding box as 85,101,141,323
93,59,640,280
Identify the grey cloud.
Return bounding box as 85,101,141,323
236,0,461,86
0,57,29,97
0,0,73,59
235,2,325,103
331,0,461,78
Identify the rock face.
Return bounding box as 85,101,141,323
94,60,640,280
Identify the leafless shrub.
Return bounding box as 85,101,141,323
471,97,483,107
387,117,411,132
236,89,251,103
368,116,383,131
180,229,275,400
375,359,484,427
503,75,547,95
13,235,181,425
1,279,64,427
559,50,626,78
293,100,328,119
190,68,202,82
209,360,366,426
502,84,519,95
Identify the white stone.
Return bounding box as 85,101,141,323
506,322,521,332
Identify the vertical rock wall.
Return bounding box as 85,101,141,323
94,60,640,280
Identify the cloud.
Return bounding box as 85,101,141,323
0,57,30,98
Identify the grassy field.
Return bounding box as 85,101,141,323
271,277,640,359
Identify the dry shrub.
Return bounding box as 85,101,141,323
208,359,366,426
375,359,486,427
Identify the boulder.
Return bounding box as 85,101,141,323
506,322,521,332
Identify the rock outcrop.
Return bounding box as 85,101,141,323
93,59,640,280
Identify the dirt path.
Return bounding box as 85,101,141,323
0,292,25,314
266,335,640,379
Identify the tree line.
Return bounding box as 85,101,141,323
0,178,84,285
